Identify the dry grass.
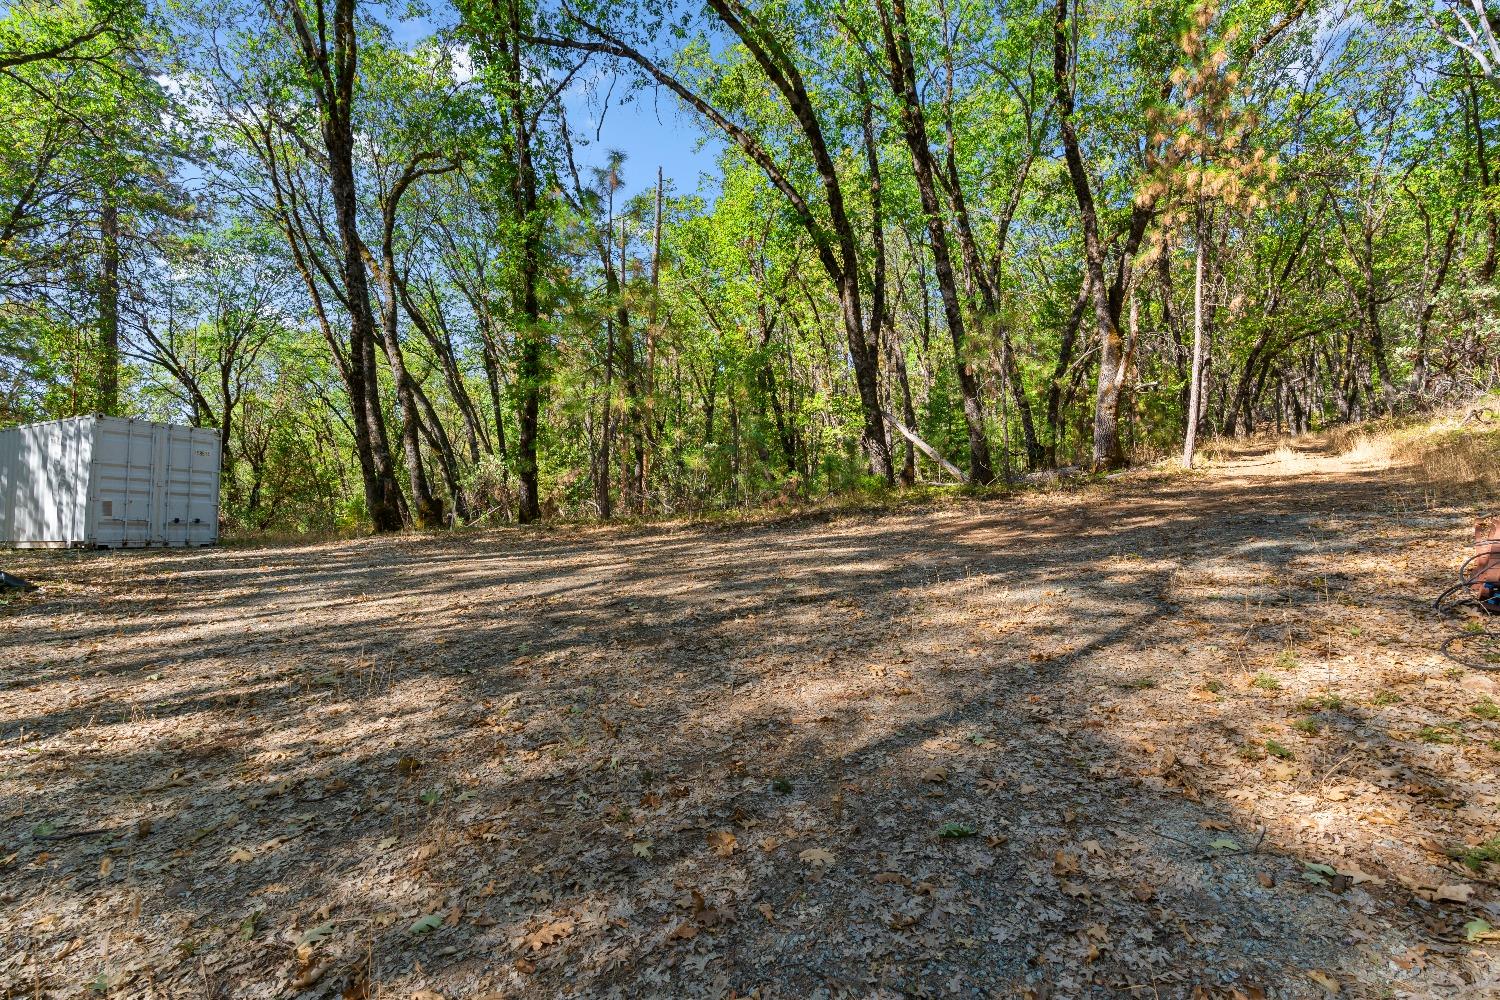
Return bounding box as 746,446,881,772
1199,398,1500,510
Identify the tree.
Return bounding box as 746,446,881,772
1140,0,1277,468
529,0,897,482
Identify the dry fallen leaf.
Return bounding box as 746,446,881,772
1421,883,1473,903
707,829,737,857
1306,970,1340,994
1333,863,1382,886
524,918,574,952
799,847,835,867
291,962,329,990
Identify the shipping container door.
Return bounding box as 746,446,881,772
93,420,157,547
186,429,220,545
161,425,195,545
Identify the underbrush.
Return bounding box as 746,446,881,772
1324,400,1500,505
1196,397,1500,509
220,399,1500,543
220,527,368,549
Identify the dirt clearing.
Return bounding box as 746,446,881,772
2,436,1499,999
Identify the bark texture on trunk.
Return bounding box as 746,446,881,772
500,0,545,523
281,0,405,531
98,192,120,416
877,0,994,484
1183,223,1206,469
1053,0,1126,470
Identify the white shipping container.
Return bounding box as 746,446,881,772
0,416,220,548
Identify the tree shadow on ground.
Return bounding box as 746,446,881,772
1,450,1496,999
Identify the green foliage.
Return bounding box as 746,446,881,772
1456,837,1500,872
0,0,1494,532
1263,739,1293,760
936,821,977,838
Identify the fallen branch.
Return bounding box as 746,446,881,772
33,827,115,841
882,411,967,484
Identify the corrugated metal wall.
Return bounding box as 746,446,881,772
0,418,92,546
0,416,220,548
91,420,220,547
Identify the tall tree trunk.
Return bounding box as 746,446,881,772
482,337,508,461
877,0,994,484
620,213,645,514
1046,277,1090,466
1413,203,1462,396
1470,79,1498,284
1053,0,1127,470
595,317,615,519
888,323,917,484
412,378,468,522
501,0,544,524
1183,219,1207,469
643,165,664,500
933,12,1043,471
97,192,120,416
399,275,487,463
1361,219,1396,413
379,311,443,527
281,0,405,531
377,195,444,527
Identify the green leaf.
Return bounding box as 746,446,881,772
296,921,334,947
409,912,443,935
1208,837,1240,851
936,822,976,839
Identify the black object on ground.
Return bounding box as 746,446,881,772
0,571,37,592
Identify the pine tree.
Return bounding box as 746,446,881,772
1140,0,1277,468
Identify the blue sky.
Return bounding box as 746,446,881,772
561,70,726,202
387,6,724,202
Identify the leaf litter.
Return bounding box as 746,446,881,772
0,440,1497,996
